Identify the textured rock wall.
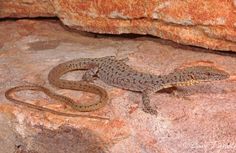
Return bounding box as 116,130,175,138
1,0,236,52
0,0,55,18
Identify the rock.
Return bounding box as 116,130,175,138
0,0,55,18
1,19,236,153
1,0,236,52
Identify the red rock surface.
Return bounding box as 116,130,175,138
0,0,55,18
0,19,236,153
1,0,236,52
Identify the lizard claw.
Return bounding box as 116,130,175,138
143,106,158,115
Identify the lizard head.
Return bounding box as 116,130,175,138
183,66,229,82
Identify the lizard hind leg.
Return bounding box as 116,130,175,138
82,67,99,83
141,90,158,115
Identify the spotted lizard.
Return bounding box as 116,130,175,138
5,56,229,117
78,56,229,114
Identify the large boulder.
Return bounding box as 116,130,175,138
1,0,236,52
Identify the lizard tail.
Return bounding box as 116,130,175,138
5,85,110,120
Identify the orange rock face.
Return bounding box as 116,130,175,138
1,0,236,51
0,0,55,18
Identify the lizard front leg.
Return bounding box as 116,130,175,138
82,67,99,83
142,90,158,115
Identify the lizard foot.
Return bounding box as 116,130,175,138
143,106,158,115
82,67,99,83
142,91,159,115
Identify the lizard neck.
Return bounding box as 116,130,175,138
167,71,200,86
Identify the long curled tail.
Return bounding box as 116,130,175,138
5,85,109,120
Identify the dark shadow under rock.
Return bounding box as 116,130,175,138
15,125,109,153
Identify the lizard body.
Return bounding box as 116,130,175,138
79,56,229,115
5,56,229,116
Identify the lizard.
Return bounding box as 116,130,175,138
72,56,229,115
5,56,229,117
